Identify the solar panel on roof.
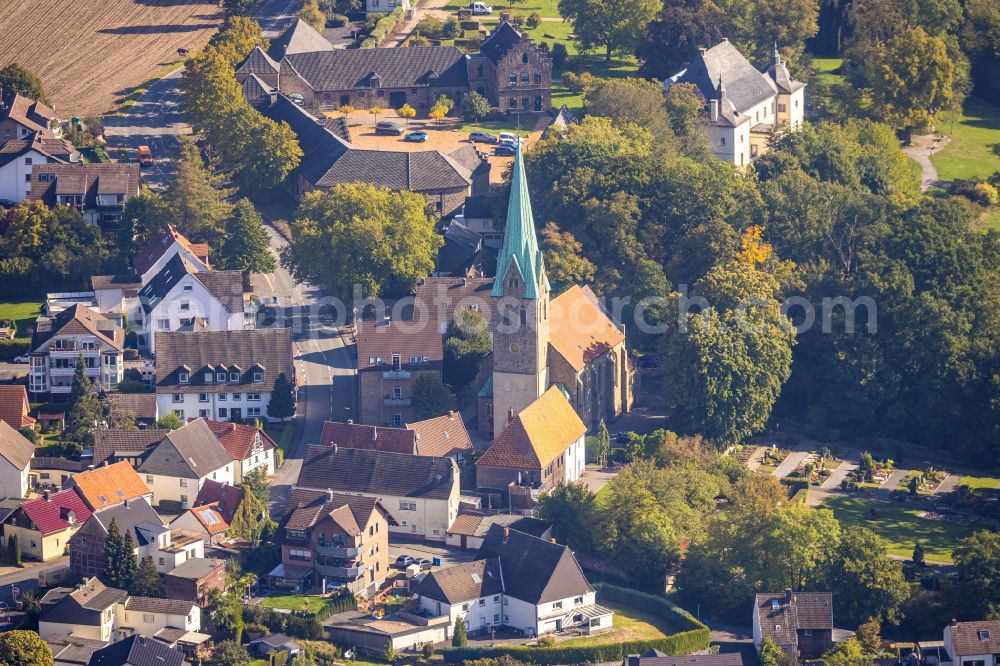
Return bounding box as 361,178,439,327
199,509,220,525
471,573,481,583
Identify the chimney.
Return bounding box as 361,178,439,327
327,488,335,502
448,411,456,421
43,490,50,501
103,460,109,467
507,407,515,424
499,11,510,22
550,538,556,544
347,419,353,424
372,426,377,440
503,527,510,541
269,88,278,105
461,277,468,287
709,99,719,123
784,589,793,602
698,47,706,55
950,618,958,627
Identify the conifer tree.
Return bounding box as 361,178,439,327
102,519,138,590
131,556,164,597
267,373,295,420
452,617,468,646
164,136,234,244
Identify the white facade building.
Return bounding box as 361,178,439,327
136,419,237,509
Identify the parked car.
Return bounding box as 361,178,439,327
418,558,432,571
376,121,404,136
394,555,415,569
11,355,29,364
403,131,429,142
469,1,493,13
498,132,522,144
469,131,497,144
494,145,516,156
288,92,305,105
136,145,153,167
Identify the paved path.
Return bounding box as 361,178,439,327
745,446,766,472
820,459,857,489
936,474,961,495
878,469,909,495
902,134,949,192
385,0,454,47
579,465,618,494
772,451,810,479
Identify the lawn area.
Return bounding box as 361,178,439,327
813,57,844,83
454,118,533,136
959,476,1000,489
0,302,41,342
823,495,981,563
976,207,1000,232
443,0,561,14
260,593,331,613
558,601,678,647
907,156,923,186
552,55,640,113
929,98,1000,182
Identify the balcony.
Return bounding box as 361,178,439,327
315,562,367,579
315,543,361,557
383,369,411,379
383,397,411,406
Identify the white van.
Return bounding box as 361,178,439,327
470,1,493,14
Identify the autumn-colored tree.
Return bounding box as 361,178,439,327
397,103,416,126
735,225,773,267
296,0,327,31
541,221,597,291
369,106,383,126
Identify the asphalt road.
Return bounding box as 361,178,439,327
260,226,357,518
102,0,301,190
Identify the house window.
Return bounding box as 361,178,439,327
233,393,241,401
508,74,517,86
179,301,190,311
219,393,227,400
174,410,185,419
253,372,263,382
218,408,228,418
217,372,227,382
399,501,417,511
229,372,239,382
574,596,583,604
720,137,726,146
205,372,213,382
183,284,193,291
778,103,786,113
157,319,170,330
392,354,401,370
751,144,759,157
248,407,261,417
24,157,32,165
248,393,261,401
479,599,485,606
494,614,500,623
393,386,402,399
553,601,563,609
159,557,165,566
522,53,529,64
493,595,500,602
179,372,189,384
803,629,813,636
534,73,541,84
199,409,209,418
289,548,311,561
199,393,208,402
172,394,183,403
392,413,402,427
179,479,187,487
509,97,517,108
462,603,471,611
146,475,153,483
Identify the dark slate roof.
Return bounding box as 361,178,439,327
124,596,195,615
675,39,777,115
154,328,293,394
447,145,490,177
268,18,334,61
82,497,164,543
948,621,1000,656
413,557,503,604
256,94,352,185
40,578,127,625
462,195,492,219
162,556,224,581
321,116,352,142
298,445,456,500
103,393,158,421
138,253,245,315
755,592,833,647
28,163,141,208
0,93,55,133
278,487,393,537
137,418,234,479
242,74,271,104
480,21,523,64
315,149,472,191
284,46,469,90
475,524,593,604
93,429,167,465
0,132,73,168
237,46,280,76
437,220,483,276
88,635,185,666
132,224,210,277
766,48,805,94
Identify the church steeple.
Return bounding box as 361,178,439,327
492,144,548,300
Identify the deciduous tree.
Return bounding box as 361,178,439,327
219,199,276,274
444,308,491,391
541,222,597,291
638,0,732,78
165,136,235,243
584,78,675,143
412,374,455,420
0,630,54,666
559,0,663,61
0,63,46,103
208,15,269,65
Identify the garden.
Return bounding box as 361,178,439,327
0,301,40,360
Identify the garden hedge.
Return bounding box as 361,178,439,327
360,7,405,48
442,584,709,665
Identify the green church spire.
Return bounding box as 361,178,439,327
492,143,547,299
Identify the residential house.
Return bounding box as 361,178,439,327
66,461,152,511
46,635,110,666
3,488,91,561
445,511,551,550
135,419,236,508
752,591,834,659
317,417,474,461
28,304,125,400
363,0,410,13
480,147,634,436
255,93,482,215
414,524,611,638
162,557,226,605
0,92,59,141
0,130,77,203
0,419,34,498
68,496,203,579
28,162,142,230
624,653,745,666
238,17,551,113
415,276,495,333
39,578,126,642
153,328,294,423
193,478,243,524
205,420,276,482
356,304,443,426
87,635,186,666
169,503,230,545
29,456,89,491
476,386,586,508
270,488,395,596
434,219,496,278
247,634,302,661
666,41,805,166
117,596,201,638
0,385,35,429
136,254,252,353
102,394,158,427
297,445,459,541
455,196,501,248
944,620,1000,666
93,429,168,467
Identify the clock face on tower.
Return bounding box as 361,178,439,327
510,343,521,353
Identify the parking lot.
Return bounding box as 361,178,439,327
388,539,475,570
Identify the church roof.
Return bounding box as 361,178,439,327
549,285,625,371
478,386,585,470
492,144,547,300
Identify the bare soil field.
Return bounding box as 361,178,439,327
0,0,224,115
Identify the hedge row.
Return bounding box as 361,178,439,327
360,7,405,48
442,584,709,665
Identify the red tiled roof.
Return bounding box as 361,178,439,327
205,420,275,461
0,385,35,429
478,386,585,470
19,488,92,535
194,479,244,523
355,305,444,371
191,503,229,535
318,421,415,454
406,411,472,458
548,285,625,372
132,224,211,277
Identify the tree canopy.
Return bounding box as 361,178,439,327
0,63,46,103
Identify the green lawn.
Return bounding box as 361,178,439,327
907,156,923,186
444,0,562,14
558,600,678,647
823,495,980,563
976,207,1000,232
812,57,844,84
260,593,331,613
958,476,1000,489
552,55,640,113
0,302,41,342
929,98,1000,182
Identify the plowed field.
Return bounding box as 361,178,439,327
0,0,223,115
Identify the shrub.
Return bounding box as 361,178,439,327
485,106,506,120
537,636,557,647
330,13,348,26
951,179,1000,206
285,614,324,640
18,427,36,444
416,14,445,38
422,644,436,658
551,43,568,71
360,6,405,47
563,71,597,95
526,11,542,27
158,499,183,513
0,340,27,360
443,16,461,38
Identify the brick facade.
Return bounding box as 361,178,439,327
358,367,440,426
163,561,226,605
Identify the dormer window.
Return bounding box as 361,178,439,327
217,372,227,382
179,372,189,384
253,371,263,382
205,372,213,383
229,372,239,382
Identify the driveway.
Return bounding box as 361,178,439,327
579,465,618,494
388,541,475,569
820,459,857,489
771,451,810,479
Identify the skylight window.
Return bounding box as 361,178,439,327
99,495,107,503
980,630,992,640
